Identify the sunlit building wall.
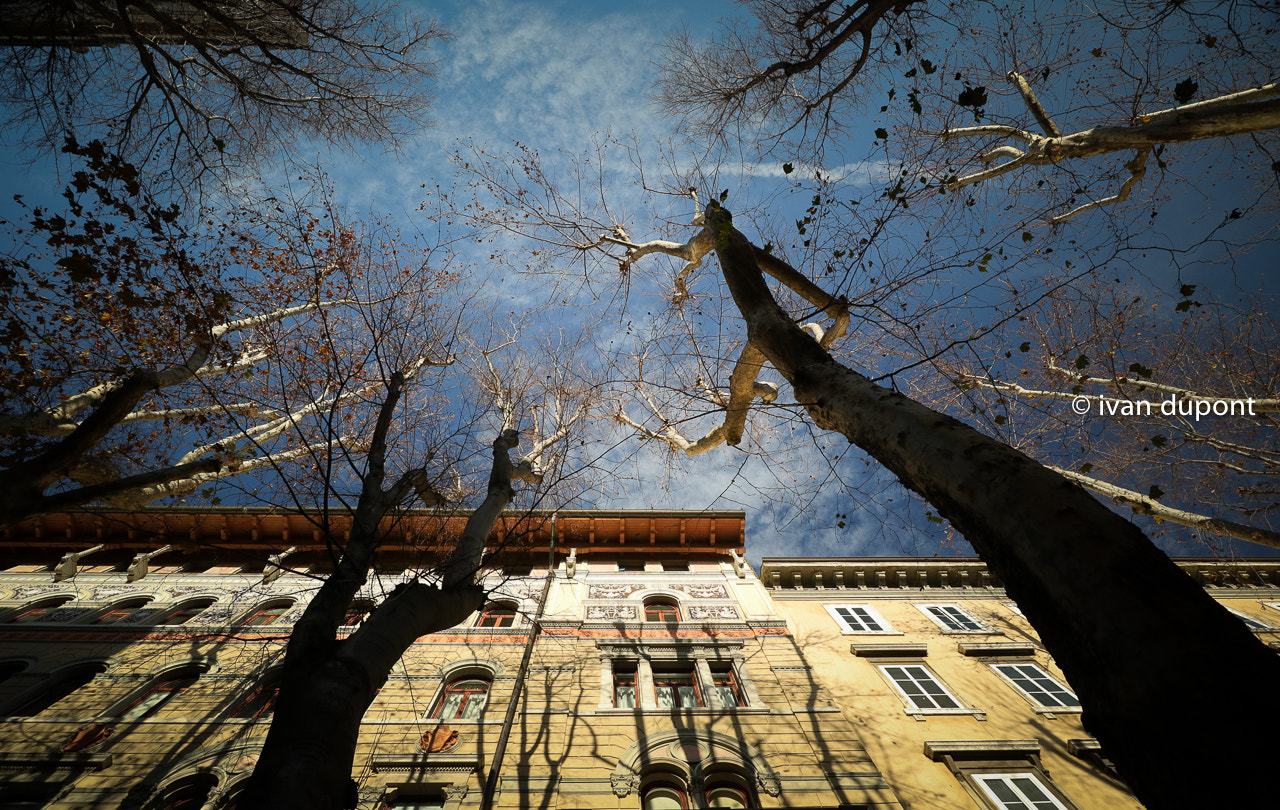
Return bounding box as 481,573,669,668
3,508,1275,808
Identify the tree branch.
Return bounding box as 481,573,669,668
1049,465,1280,550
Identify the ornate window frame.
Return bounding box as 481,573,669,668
595,641,763,713
610,729,780,802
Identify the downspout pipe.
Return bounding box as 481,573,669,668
479,512,557,810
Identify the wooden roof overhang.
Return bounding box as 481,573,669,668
1,508,746,561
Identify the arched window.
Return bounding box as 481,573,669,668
642,784,688,809
639,777,753,809
706,785,751,808
430,676,490,720
153,773,217,810
94,597,152,625
229,674,280,719
475,603,517,628
7,661,107,717
644,598,680,623
343,599,374,627
117,669,200,721
159,598,216,625
238,600,294,626
0,660,27,683
8,596,72,623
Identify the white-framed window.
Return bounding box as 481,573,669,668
824,604,896,634
1227,607,1275,631
990,663,1080,711
878,663,973,715
918,603,990,633
973,772,1072,810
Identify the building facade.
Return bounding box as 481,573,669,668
2,508,1277,809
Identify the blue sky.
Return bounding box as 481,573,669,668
2,0,1276,566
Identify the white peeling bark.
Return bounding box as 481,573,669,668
1048,465,1280,550
702,201,1280,810
960,368,1280,413
942,76,1280,221
113,439,351,508
46,298,362,423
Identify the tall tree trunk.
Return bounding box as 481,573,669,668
235,380,517,810
705,203,1278,810
235,579,484,810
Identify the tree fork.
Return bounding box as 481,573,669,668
706,201,1278,809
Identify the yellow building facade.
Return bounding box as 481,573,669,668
2,508,1276,809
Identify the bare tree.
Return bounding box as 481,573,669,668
0,147,459,527
938,74,1280,222
646,200,1280,810
235,361,585,810
442,135,1279,803
934,279,1279,550
0,0,444,193
656,0,930,158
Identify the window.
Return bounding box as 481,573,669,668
117,672,199,721
382,798,446,810
8,596,72,623
599,649,757,713
924,740,1075,810
0,783,65,809
229,679,280,719
475,603,517,628
343,599,374,626
618,559,646,572
6,662,107,717
706,785,751,808
642,784,688,809
991,663,1080,710
154,774,217,810
614,668,637,708
637,773,754,809
239,601,293,626
653,668,702,708
1228,607,1274,630
159,598,215,625
644,599,680,623
711,668,743,708
825,604,894,633
879,664,964,712
0,660,27,683
1002,601,1026,619
431,676,490,720
973,773,1071,810
920,604,988,632
93,597,151,625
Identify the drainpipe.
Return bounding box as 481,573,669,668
479,513,557,810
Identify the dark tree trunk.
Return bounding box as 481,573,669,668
236,376,515,809
237,581,483,809
706,203,1279,810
